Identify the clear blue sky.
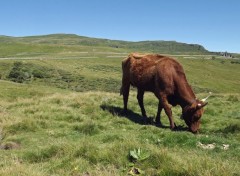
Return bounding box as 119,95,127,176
1,0,239,53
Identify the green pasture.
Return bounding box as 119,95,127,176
0,54,239,175
0,34,239,175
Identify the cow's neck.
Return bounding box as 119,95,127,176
176,82,196,109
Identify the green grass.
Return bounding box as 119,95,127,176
0,87,239,175
177,58,240,93
0,39,239,175
1,56,239,93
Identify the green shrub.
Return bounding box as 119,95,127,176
8,61,31,83
129,148,150,162
32,69,46,78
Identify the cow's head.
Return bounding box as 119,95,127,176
182,93,211,133
182,100,208,133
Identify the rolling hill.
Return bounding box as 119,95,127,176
0,34,209,58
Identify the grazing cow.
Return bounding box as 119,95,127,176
120,53,209,133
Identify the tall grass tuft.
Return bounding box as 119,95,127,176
73,120,101,136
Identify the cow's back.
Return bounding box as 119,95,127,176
122,53,186,93
123,54,165,91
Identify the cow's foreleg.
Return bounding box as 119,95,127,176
160,95,175,130
156,101,163,126
137,89,147,118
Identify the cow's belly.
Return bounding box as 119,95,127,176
167,95,178,106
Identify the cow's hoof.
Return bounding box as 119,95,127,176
146,117,154,125
171,124,178,131
156,122,163,127
143,117,150,124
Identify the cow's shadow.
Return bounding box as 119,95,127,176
100,104,148,125
100,104,189,132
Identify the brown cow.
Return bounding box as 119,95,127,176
120,53,209,133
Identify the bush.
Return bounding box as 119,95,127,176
8,61,31,83
211,56,216,60
8,62,54,83
32,69,45,78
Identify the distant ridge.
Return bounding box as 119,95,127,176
0,34,211,57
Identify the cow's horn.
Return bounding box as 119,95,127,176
201,92,212,102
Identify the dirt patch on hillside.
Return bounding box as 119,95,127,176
0,141,21,150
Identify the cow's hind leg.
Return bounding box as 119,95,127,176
121,83,130,113
156,101,163,126
137,89,147,118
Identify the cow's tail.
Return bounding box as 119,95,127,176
120,57,126,96
120,55,131,96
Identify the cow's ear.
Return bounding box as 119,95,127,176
197,102,208,109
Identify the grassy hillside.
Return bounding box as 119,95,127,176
0,57,239,93
0,34,209,58
0,81,239,176
0,35,239,175
0,55,240,175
